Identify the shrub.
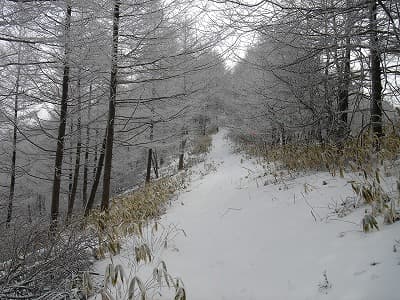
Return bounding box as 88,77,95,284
0,219,95,299
190,135,212,155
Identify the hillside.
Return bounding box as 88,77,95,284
94,129,400,300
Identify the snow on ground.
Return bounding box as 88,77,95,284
95,129,400,300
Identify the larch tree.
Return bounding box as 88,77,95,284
101,0,120,212
50,1,72,229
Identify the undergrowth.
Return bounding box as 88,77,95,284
83,132,217,299
2,132,215,299
84,174,189,299
0,219,96,300
87,175,187,258
236,130,400,175
232,128,400,232
98,223,187,300
190,135,212,156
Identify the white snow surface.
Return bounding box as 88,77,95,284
95,129,400,300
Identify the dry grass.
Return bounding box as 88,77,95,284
85,174,189,299
87,175,187,258
191,135,212,155
0,168,190,299
234,127,400,231
237,129,400,177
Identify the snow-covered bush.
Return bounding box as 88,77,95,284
0,219,95,299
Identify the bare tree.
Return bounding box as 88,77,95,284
369,0,383,144
6,42,22,224
101,0,120,212
50,2,72,230
67,73,82,221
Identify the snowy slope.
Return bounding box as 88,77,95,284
95,129,400,300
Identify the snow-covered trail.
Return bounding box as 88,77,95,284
94,129,400,299
159,129,400,300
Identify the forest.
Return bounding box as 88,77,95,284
1,0,400,299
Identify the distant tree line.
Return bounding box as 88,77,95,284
216,0,400,146
0,0,226,227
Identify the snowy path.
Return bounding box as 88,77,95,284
95,129,400,299
160,130,400,300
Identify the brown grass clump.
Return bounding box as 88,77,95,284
234,127,400,232
191,135,212,155
87,175,187,258
238,129,400,177
86,175,189,299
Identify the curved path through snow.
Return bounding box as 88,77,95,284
160,129,400,300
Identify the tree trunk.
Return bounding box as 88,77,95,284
178,137,186,171
84,130,106,217
337,0,351,140
6,43,22,224
178,23,189,172
178,153,184,170
152,150,159,178
67,75,82,221
68,120,73,203
324,46,333,139
369,0,383,145
93,129,98,179
101,0,120,212
323,2,333,140
337,37,351,139
178,126,187,171
50,4,71,231
146,148,153,183
148,85,156,180
67,127,81,221
82,84,92,207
